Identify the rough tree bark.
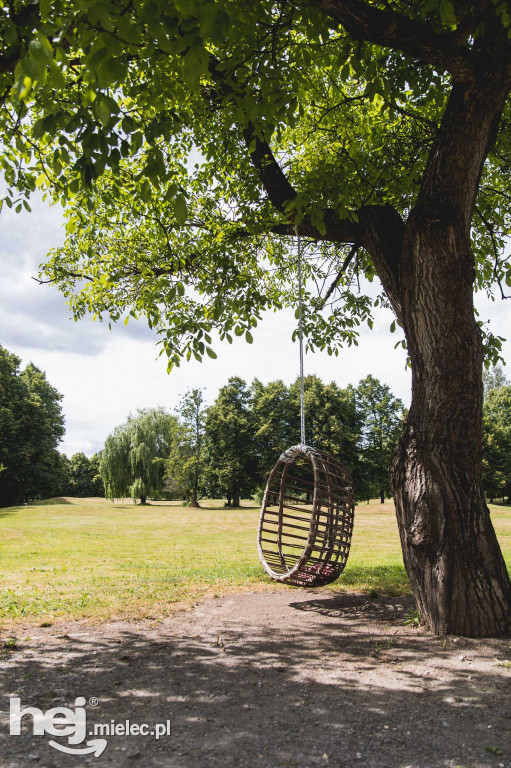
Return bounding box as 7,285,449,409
384,67,511,636
391,213,511,634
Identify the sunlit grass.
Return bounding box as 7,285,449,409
0,497,509,625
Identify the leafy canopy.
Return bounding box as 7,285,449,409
2,1,511,365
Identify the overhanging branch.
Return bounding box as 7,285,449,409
242,123,297,213
319,243,358,308
311,0,475,80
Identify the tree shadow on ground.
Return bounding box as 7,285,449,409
0,591,510,768
0,498,73,514
36,498,73,506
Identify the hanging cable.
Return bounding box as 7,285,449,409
296,227,306,445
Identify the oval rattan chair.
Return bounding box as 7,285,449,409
257,444,355,587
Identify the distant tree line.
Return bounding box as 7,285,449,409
200,375,405,505
59,452,104,498
103,368,511,507
100,374,406,505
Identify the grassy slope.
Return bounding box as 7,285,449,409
0,498,509,625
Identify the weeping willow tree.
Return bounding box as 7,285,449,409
100,408,178,504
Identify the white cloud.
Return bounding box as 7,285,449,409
18,305,410,456
0,194,154,354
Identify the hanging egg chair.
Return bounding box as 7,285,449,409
256,230,355,587
257,443,355,587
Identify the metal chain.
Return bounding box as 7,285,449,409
296,227,306,445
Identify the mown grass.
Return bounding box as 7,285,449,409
0,497,509,626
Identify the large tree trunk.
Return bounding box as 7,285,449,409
364,66,511,636
391,208,511,636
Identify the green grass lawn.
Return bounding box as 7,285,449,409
0,497,509,626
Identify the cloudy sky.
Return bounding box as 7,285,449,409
1,193,510,457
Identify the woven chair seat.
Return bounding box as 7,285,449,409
257,444,355,587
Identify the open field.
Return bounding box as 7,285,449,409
0,497,510,626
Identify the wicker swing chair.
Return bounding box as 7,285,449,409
257,443,355,586
256,231,355,587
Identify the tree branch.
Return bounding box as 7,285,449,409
358,205,405,322
32,272,93,285
269,212,359,242
208,50,403,311
206,52,360,243
242,123,297,213
319,243,358,308
311,0,475,80
239,122,364,243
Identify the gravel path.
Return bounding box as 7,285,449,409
1,590,510,768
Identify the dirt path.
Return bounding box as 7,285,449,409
1,590,510,768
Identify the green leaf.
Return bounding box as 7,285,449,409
29,34,53,64
40,0,51,19
95,96,111,127
48,60,66,89
139,179,152,201
439,0,457,27
174,194,188,225
183,45,209,90
97,57,128,87
32,118,46,140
